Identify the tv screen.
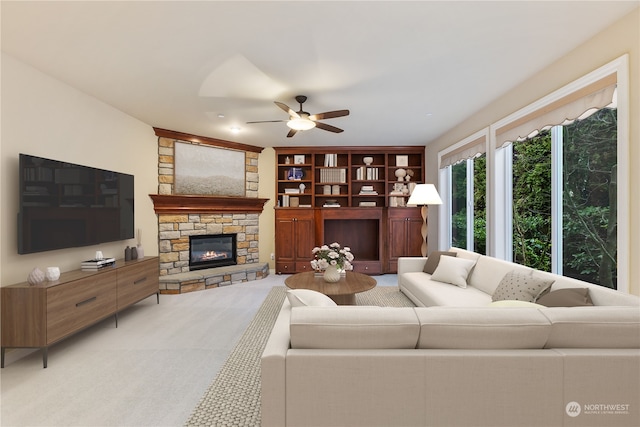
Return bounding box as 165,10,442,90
18,153,134,254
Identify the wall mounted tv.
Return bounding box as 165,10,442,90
18,153,134,254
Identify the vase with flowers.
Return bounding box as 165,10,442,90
310,242,354,282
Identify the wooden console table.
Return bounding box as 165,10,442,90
1,257,159,368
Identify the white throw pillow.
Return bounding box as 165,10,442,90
430,256,476,288
286,289,337,307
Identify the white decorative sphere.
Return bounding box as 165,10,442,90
363,156,373,166
27,267,46,285
45,267,61,281
395,168,407,181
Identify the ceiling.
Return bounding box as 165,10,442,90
2,1,638,148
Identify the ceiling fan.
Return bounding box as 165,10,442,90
247,95,349,138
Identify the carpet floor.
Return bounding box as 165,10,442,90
184,285,415,426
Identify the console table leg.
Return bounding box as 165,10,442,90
156,292,160,304
1,347,5,368
114,312,118,328
42,347,48,369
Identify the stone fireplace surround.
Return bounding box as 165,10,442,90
150,128,269,294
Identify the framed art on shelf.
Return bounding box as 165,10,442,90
396,155,408,167
294,155,305,164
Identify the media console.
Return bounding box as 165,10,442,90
1,257,159,368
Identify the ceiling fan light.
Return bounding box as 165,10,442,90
287,118,316,131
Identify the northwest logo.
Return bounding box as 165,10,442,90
566,401,581,417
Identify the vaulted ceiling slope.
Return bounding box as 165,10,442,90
2,1,637,147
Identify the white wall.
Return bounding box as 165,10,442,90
425,8,640,296
1,53,158,285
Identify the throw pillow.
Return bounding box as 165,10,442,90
423,251,457,274
488,300,546,308
536,288,594,307
430,256,476,288
492,271,554,303
286,289,337,307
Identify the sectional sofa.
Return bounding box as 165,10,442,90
261,249,640,427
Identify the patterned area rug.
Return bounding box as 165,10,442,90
184,285,414,426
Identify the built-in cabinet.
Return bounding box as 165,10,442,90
1,257,159,368
274,146,425,274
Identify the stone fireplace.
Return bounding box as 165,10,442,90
150,128,269,294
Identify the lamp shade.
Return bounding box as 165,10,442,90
406,183,443,206
287,118,316,131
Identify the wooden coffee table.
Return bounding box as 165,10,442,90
285,271,377,305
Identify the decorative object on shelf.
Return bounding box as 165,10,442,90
131,246,138,260
405,169,414,181
407,184,443,257
299,183,306,193
285,156,291,164
125,246,132,261
310,242,354,282
363,156,373,166
95,250,104,260
396,155,409,167
294,155,305,164
45,267,60,281
395,168,407,181
136,229,144,259
332,184,340,195
287,167,304,180
27,267,45,285
323,184,331,194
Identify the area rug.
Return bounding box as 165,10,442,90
184,285,414,426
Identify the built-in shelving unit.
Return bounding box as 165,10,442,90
274,146,425,274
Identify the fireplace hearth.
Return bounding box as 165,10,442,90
189,234,237,271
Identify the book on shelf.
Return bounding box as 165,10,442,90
359,201,377,207
323,203,341,208
284,188,300,194
355,166,379,180
319,168,346,183
323,153,338,167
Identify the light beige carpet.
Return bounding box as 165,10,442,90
184,285,414,426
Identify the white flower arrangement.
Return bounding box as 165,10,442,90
310,242,354,271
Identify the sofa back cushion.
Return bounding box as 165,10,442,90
414,307,551,349
290,306,420,349
468,256,534,296
449,247,482,262
541,307,640,348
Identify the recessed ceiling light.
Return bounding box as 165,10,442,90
230,126,241,133
218,114,225,118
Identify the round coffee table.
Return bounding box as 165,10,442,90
285,271,377,305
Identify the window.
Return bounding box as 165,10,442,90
439,55,628,291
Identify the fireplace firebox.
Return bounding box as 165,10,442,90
189,234,237,271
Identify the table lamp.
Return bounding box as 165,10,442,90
406,183,443,257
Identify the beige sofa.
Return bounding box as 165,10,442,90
261,250,640,427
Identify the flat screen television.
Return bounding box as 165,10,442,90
18,153,134,254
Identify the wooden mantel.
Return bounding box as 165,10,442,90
149,194,269,214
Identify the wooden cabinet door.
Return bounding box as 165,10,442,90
46,270,117,344
387,209,423,272
275,209,315,273
275,214,296,263
294,214,314,262
116,258,159,308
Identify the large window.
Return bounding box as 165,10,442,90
439,56,628,291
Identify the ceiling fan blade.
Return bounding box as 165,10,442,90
275,101,299,119
286,129,298,138
246,120,286,124
315,122,344,133
309,109,350,121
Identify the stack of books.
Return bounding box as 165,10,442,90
359,185,378,195
81,258,116,271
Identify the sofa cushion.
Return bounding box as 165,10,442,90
536,288,593,307
492,270,554,303
423,251,457,274
430,256,476,288
468,256,534,296
415,307,551,349
401,272,493,307
489,300,546,308
286,289,337,307
290,306,420,349
541,307,640,348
